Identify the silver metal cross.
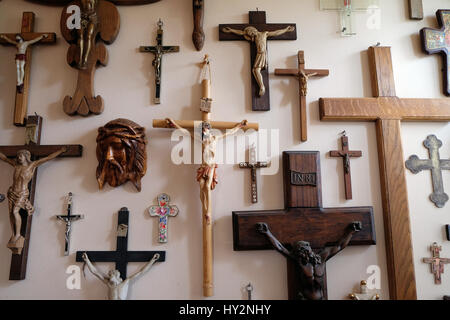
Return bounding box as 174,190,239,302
56,192,84,256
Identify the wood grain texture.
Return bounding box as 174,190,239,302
319,46,427,300
192,0,205,51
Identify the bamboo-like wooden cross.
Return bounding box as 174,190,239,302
320,46,450,300
0,12,56,126
153,55,258,297
274,51,329,141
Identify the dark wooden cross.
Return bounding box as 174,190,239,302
406,135,450,208
275,51,329,142
192,0,205,51
139,19,180,104
76,207,165,280
219,11,297,111
422,242,450,285
0,12,56,126
239,144,268,204
420,10,450,96
319,46,450,299
0,115,83,280
409,0,423,20
232,151,375,300
329,132,362,200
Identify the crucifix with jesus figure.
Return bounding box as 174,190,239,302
153,55,258,297
319,46,450,299
232,151,376,300
422,242,450,285
0,115,83,280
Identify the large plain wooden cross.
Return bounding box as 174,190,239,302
0,12,56,126
153,56,258,297
233,151,375,300
219,11,297,112
274,51,329,141
319,46,450,300
0,115,83,280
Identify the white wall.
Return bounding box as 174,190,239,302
0,0,449,300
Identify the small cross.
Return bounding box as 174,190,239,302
239,144,268,204
422,242,450,285
56,192,84,256
139,19,180,104
405,135,450,208
76,207,165,280
275,51,329,141
420,10,450,96
148,193,179,243
329,132,362,200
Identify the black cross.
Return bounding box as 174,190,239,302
76,207,165,280
446,225,449,241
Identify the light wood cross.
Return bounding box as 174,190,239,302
275,51,329,141
153,55,258,297
320,46,450,300
0,12,56,126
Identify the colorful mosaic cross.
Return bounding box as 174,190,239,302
148,194,179,243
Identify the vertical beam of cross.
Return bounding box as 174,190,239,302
239,144,268,204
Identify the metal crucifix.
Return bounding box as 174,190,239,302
405,135,450,208
422,242,450,284
239,144,268,204
139,19,180,104
56,192,84,256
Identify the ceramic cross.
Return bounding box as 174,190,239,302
422,242,450,285
420,10,450,96
219,11,297,111
148,193,179,243
239,144,268,204
139,19,180,104
405,135,450,208
329,132,362,200
274,51,329,141
320,0,379,36
56,192,84,256
0,12,56,126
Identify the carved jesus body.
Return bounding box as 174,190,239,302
78,0,99,69
256,221,362,300
82,252,160,300
0,34,48,92
0,147,66,248
222,25,294,96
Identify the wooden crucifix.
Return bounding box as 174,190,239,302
409,0,423,20
329,132,362,200
320,0,379,36
319,46,450,300
56,192,84,256
0,115,83,280
219,11,297,111
153,55,258,297
192,0,205,51
422,242,450,285
420,10,450,97
239,144,268,204
139,19,180,104
0,12,56,126
76,207,166,280
274,51,329,142
233,151,375,300
406,135,450,208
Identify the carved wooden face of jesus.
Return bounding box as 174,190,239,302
96,119,147,192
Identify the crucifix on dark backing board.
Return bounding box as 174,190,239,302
329,132,362,200
76,207,165,280
232,151,375,300
319,46,450,300
0,12,56,126
0,115,83,280
219,11,297,111
274,51,329,142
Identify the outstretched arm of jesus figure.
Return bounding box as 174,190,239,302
25,34,48,46
222,26,245,36
256,222,294,260
320,221,362,262
0,152,16,166
82,252,107,284
267,26,295,37
33,147,67,167
218,120,248,139
127,253,160,282
0,35,18,45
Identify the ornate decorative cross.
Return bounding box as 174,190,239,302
405,135,450,208
275,51,329,141
192,0,205,51
420,10,450,96
148,193,179,243
422,242,450,285
239,144,268,204
329,132,362,200
56,192,84,256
